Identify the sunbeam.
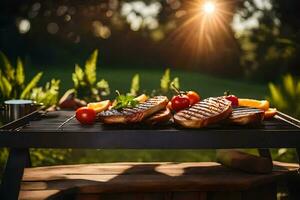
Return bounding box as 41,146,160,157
167,0,236,64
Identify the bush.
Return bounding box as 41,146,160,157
71,49,110,102
268,74,300,118
0,52,60,107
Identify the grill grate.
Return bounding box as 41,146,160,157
18,110,299,132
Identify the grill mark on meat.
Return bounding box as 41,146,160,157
182,110,206,119
137,105,151,109
122,108,137,114
191,106,219,115
188,108,209,118
183,109,211,118
188,102,224,116
174,97,232,128
99,96,168,124
178,99,229,120
196,104,223,113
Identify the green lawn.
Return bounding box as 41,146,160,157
35,67,268,99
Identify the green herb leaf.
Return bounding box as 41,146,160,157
112,93,139,110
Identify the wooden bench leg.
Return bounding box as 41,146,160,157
258,148,273,168
0,148,30,200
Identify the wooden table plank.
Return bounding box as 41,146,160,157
21,162,298,192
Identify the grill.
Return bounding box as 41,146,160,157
19,110,300,131
0,109,300,199
0,110,299,149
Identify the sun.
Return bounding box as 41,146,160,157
166,0,235,62
202,1,216,15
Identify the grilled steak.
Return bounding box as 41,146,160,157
99,96,169,124
144,108,172,125
174,97,232,128
228,107,264,125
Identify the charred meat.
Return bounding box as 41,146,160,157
174,97,232,128
99,96,168,124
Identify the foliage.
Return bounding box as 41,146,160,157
112,91,139,110
0,52,59,107
29,79,60,107
129,74,140,96
160,68,171,93
271,148,297,163
72,50,110,102
236,1,297,81
29,149,73,167
0,148,9,172
159,68,180,95
0,52,42,101
267,74,299,184
20,72,43,99
268,74,300,118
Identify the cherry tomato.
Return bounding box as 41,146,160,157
171,95,190,112
225,95,239,107
186,91,201,105
76,107,96,125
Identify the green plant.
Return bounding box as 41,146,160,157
29,148,73,167
0,52,59,107
160,68,180,95
29,79,60,107
72,49,110,102
128,74,140,96
0,52,43,101
268,74,300,118
112,91,139,110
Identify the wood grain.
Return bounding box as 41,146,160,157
19,161,298,200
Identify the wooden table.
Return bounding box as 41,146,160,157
0,110,300,199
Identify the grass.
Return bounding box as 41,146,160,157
33,66,268,99
2,66,277,168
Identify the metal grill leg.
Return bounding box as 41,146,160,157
25,149,31,167
0,148,30,200
258,148,272,159
295,148,300,177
